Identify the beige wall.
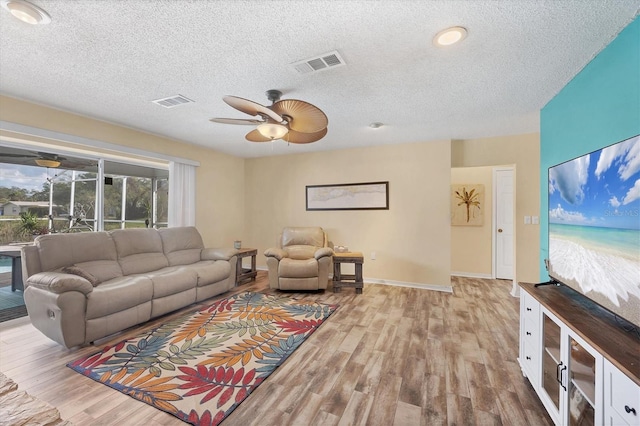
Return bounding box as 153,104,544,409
245,140,452,287
451,166,493,276
451,133,540,283
0,95,539,286
0,95,245,247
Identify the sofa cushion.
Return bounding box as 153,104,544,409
182,260,230,287
73,260,123,284
282,227,324,248
86,275,154,320
158,227,204,266
61,266,99,286
146,268,198,299
35,232,118,272
279,258,318,278
285,245,318,260
110,228,168,275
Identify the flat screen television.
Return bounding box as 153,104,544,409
547,134,640,329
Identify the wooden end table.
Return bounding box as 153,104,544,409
236,248,257,285
332,252,364,294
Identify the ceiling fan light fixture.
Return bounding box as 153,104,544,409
257,123,288,140
35,158,60,168
1,0,51,25
434,26,467,46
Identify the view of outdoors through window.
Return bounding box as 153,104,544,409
0,162,168,245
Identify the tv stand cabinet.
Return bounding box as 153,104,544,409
518,283,640,426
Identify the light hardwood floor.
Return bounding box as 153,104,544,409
0,272,552,425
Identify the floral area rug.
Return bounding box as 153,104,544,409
67,291,338,425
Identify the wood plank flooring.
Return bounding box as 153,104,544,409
0,272,552,425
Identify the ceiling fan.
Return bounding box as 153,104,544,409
1,151,65,168
210,90,328,144
0,150,91,169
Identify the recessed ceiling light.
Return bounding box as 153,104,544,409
370,122,383,129
1,0,51,25
434,26,467,47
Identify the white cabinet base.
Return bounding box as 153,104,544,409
519,283,640,426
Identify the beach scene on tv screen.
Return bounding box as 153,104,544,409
548,135,640,324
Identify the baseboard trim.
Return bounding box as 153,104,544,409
364,278,453,293
451,271,493,279
257,267,453,293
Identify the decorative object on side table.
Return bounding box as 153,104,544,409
332,251,364,294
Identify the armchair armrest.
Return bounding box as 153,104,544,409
202,248,238,261
26,272,94,295
264,247,288,261
314,247,334,260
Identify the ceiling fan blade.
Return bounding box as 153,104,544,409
38,152,66,161
245,129,273,142
0,153,37,158
271,99,328,133
284,127,328,144
210,118,263,125
223,96,283,123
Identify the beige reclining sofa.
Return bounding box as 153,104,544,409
21,226,237,348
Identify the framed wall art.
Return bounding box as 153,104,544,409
451,184,484,226
306,181,389,211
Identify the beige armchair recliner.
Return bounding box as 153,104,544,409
264,227,333,290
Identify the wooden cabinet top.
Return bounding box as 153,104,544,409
520,282,640,386
333,252,363,261
236,248,257,256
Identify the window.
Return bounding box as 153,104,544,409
0,147,169,243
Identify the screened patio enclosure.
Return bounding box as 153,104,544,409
0,145,169,234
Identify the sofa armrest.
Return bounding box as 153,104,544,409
314,247,334,260
26,272,94,295
264,247,288,261
201,247,238,261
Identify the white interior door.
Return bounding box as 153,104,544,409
495,168,514,280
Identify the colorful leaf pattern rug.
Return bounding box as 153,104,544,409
67,291,338,425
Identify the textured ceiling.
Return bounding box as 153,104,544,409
0,1,638,159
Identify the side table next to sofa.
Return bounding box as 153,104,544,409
236,248,258,285
332,251,364,294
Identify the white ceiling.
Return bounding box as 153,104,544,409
0,1,638,159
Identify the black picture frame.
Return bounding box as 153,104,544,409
305,181,389,211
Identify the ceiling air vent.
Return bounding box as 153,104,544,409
151,94,194,108
291,50,346,74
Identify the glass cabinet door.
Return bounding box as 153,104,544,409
568,337,596,426
542,312,562,413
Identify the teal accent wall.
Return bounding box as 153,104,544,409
539,16,640,280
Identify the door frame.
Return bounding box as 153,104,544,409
492,166,517,293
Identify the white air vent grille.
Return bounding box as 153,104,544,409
291,50,345,74
152,94,194,108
